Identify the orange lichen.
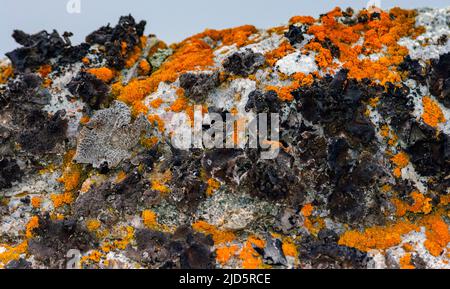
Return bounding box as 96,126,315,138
170,97,188,112
304,7,423,84
392,192,432,217
338,221,419,252
31,196,42,208
147,114,165,132
113,38,214,110
38,64,52,78
138,59,151,75
409,192,432,214
403,243,414,252
86,219,101,232
281,239,298,258
149,98,163,109
0,65,13,84
440,195,450,206
81,250,103,264
289,15,316,25
50,192,74,208
265,41,294,66
216,245,239,265
149,168,172,195
0,241,28,268
206,178,221,196
399,253,415,269
125,44,142,68
79,115,90,125
81,57,90,65
141,136,159,148
192,221,235,245
190,25,257,47
421,215,450,257
111,226,135,250
57,150,82,192
58,167,81,192
239,236,266,269
151,180,170,194
301,203,314,217
422,96,446,128
87,67,115,83
391,151,409,178
25,216,39,238
142,210,159,230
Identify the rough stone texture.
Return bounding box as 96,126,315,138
0,7,449,270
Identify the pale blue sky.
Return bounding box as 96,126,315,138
1,0,448,56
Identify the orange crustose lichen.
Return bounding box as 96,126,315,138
142,210,159,230
87,67,115,83
421,215,450,257
338,221,419,252
216,245,239,265
399,253,415,269
239,236,266,269
304,8,422,84
392,192,432,217
192,221,235,245
391,151,409,178
86,219,101,232
113,38,214,113
206,178,221,196
50,192,74,209
25,216,39,238
0,65,13,84
31,196,42,208
422,96,446,128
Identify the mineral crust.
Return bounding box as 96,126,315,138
0,7,449,269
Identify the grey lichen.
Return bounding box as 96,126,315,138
74,101,149,168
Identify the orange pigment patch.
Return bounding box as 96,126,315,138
38,64,52,78
281,239,298,258
338,221,419,252
50,192,74,209
216,245,239,265
87,67,115,83
142,210,159,230
422,96,446,128
392,192,432,217
265,41,295,66
31,196,42,208
420,215,450,257
25,216,39,238
239,236,266,269
0,241,28,268
147,114,165,132
138,59,151,75
399,253,415,269
289,15,316,25
149,98,163,109
113,38,214,112
86,219,101,232
391,151,409,178
305,7,423,84
206,178,221,196
301,203,314,217
192,221,235,245
188,25,257,47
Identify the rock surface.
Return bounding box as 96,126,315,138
0,7,449,269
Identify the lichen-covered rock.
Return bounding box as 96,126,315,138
1,6,450,270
